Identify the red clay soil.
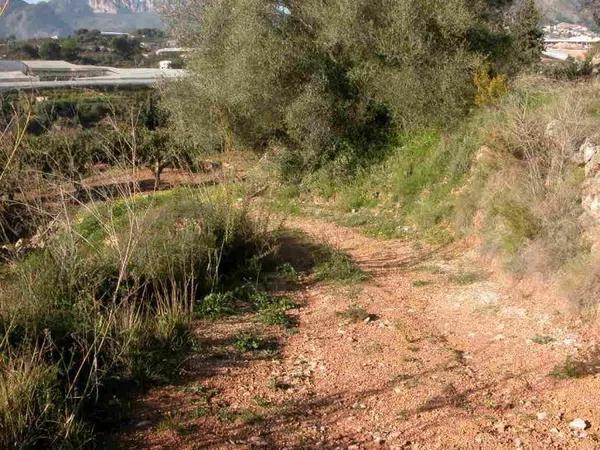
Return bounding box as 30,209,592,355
116,216,600,450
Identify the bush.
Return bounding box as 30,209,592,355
164,0,526,177
541,58,594,81
0,187,269,447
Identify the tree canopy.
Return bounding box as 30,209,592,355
165,0,536,178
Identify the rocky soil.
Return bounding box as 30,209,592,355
116,215,600,449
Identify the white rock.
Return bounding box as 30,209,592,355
569,418,590,431
582,140,599,164
537,412,548,421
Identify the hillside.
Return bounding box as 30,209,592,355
0,0,161,39
537,0,597,26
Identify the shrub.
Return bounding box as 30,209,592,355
0,187,269,447
165,0,526,176
197,292,236,319
335,306,371,323
233,332,264,352
457,81,599,282
474,64,509,106
541,58,594,81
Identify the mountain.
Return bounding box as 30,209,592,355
88,0,157,14
0,0,71,40
536,0,598,26
0,0,162,39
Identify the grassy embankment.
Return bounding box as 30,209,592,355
0,185,265,447
0,174,365,447
266,77,600,308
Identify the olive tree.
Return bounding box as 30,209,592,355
164,0,521,179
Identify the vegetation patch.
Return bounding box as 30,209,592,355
157,413,187,435
314,248,367,284
0,189,270,448
550,348,600,380
336,306,375,323
448,271,487,286
532,335,556,345
233,332,267,353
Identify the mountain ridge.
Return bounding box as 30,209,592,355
0,0,162,39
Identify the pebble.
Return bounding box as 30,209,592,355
494,421,509,433
568,418,590,431
536,412,548,421
514,438,523,448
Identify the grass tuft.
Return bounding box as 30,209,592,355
314,248,367,283
336,306,374,323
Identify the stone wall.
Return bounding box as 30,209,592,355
574,139,600,252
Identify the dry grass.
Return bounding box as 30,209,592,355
0,146,268,447
460,80,600,284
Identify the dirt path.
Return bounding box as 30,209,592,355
118,216,600,449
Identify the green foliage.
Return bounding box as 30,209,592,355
314,247,366,283
489,198,541,254
550,357,593,379
0,188,268,448
474,64,509,106
233,332,264,352
111,36,141,59
532,335,555,345
166,0,521,176
157,414,187,434
39,40,61,59
198,292,236,319
541,58,594,81
448,271,487,285
509,0,544,68
250,291,297,328
60,38,80,61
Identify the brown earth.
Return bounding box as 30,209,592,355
116,215,600,450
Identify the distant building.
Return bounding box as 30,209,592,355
0,60,27,73
0,59,186,91
155,47,192,56
542,49,569,61
22,60,109,80
100,32,133,37
545,36,600,49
